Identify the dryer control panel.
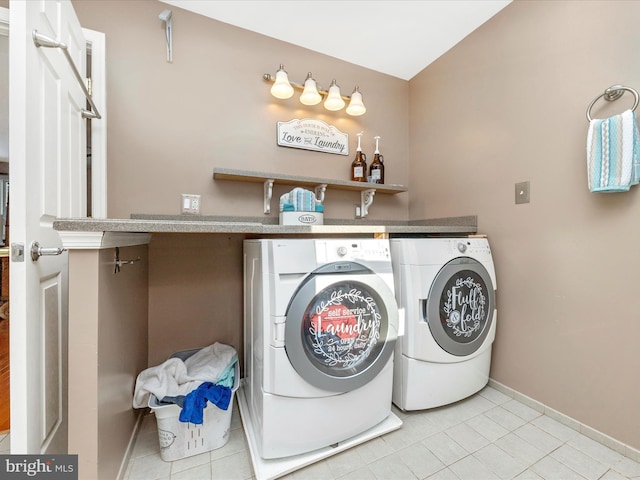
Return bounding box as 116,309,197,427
316,239,391,263
451,238,491,256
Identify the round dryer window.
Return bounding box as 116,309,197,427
424,257,495,356
285,262,398,393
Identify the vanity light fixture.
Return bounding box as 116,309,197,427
324,79,346,111
346,86,366,116
270,64,294,99
299,73,322,106
263,64,367,116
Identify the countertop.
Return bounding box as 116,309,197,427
53,214,478,235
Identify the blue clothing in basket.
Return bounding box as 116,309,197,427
179,382,232,425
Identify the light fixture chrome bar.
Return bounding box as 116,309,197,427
263,73,352,101
32,30,102,120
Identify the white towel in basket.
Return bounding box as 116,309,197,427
132,342,237,409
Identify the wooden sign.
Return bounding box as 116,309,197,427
277,118,349,156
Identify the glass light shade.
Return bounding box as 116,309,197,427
346,87,366,116
299,73,322,106
270,65,294,99
323,80,345,111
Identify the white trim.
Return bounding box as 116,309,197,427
488,378,640,463
59,231,152,249
82,28,107,218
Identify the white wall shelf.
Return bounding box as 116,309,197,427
213,167,408,218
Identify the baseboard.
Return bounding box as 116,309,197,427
116,409,147,480
488,378,640,463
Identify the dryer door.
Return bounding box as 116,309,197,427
285,262,398,393
424,257,496,356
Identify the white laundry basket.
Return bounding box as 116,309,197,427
148,348,239,462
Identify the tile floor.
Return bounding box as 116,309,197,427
0,431,9,455
124,386,640,479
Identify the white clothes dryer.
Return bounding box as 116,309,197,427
390,237,497,410
243,238,399,459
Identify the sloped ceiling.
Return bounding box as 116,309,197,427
159,0,512,81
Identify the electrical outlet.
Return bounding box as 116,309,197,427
354,204,362,218
181,194,201,214
515,181,530,204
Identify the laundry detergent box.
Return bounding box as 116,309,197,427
148,348,240,462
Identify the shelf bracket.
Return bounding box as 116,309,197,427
263,179,275,214
314,184,327,204
360,189,376,218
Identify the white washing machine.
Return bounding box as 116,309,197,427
242,238,399,459
390,237,497,410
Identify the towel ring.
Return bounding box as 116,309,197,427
586,85,639,122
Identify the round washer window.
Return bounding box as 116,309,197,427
285,263,398,392
301,280,386,376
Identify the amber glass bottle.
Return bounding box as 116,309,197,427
351,132,367,182
351,151,367,182
369,154,384,184
369,135,385,184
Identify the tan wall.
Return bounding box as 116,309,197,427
72,0,410,373
410,0,640,449
72,0,409,221
68,251,99,476
98,245,148,479
68,246,149,479
147,234,243,366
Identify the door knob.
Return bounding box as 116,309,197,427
30,241,66,262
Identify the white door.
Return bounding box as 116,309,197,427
9,0,88,454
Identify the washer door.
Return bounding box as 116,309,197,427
285,262,398,393
423,257,495,357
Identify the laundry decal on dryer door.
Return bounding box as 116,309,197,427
440,271,489,342
303,282,382,369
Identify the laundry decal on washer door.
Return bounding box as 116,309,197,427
440,271,489,342
303,281,382,369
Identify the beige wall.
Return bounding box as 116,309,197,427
72,0,409,221
69,245,149,479
147,233,243,366
73,0,410,378
410,0,640,449
98,245,149,479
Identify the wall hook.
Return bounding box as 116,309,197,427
159,9,173,63
114,247,141,274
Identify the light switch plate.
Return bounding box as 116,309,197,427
515,181,530,204
181,194,201,214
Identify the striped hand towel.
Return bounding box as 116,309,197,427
587,109,640,192
279,187,317,212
